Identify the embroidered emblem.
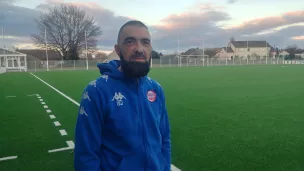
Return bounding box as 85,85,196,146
147,90,156,102
112,92,126,106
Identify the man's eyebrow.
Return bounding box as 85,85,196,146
123,37,151,41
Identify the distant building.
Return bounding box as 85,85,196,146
227,41,275,59
107,50,120,61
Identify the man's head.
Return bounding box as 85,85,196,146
115,20,152,78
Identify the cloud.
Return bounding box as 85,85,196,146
225,10,304,35
2,1,304,53
0,0,17,4
227,0,240,4
292,36,304,40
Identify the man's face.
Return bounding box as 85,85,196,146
115,25,152,78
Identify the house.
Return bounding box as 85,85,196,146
214,47,234,60
227,41,275,59
279,50,289,57
295,53,304,59
16,49,61,61
181,48,211,58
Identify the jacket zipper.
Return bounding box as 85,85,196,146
137,79,147,170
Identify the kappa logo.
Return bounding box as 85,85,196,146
147,90,156,102
79,106,88,116
89,80,96,87
82,91,91,101
112,92,126,106
101,75,108,82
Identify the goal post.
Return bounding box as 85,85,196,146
180,55,207,66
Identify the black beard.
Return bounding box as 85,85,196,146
119,52,151,78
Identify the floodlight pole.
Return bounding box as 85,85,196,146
178,36,181,67
85,30,88,70
45,28,49,71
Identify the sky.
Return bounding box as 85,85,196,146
0,0,304,54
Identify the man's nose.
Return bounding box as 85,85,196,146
134,40,144,53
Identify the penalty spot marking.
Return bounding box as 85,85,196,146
30,72,182,170
48,141,74,153
0,156,18,161
49,115,56,119
59,129,67,136
54,121,61,126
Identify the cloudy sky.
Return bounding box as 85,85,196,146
0,0,304,54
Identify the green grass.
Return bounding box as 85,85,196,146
1,65,304,171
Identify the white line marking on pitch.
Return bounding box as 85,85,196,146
30,73,80,106
5,96,16,98
0,156,18,161
27,94,39,97
43,105,48,109
37,96,41,99
41,102,46,105
46,109,52,113
48,141,74,153
30,73,182,170
40,99,43,101
54,121,61,126
59,129,67,136
49,115,56,119
171,164,182,171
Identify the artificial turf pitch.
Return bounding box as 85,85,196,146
1,64,304,171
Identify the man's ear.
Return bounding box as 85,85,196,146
114,44,120,56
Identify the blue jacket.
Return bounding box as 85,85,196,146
74,60,171,171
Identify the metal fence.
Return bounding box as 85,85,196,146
25,58,304,72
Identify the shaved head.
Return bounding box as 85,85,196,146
117,20,149,44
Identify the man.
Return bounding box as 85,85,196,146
74,20,171,171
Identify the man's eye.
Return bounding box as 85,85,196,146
125,39,134,44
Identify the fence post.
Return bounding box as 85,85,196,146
226,58,227,65
195,58,196,66
247,58,248,65
61,60,63,71
74,60,76,70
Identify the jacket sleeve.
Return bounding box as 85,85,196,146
159,87,171,171
74,83,103,171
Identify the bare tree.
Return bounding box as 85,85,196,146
31,4,102,60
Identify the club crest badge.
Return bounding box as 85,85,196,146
147,90,156,102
